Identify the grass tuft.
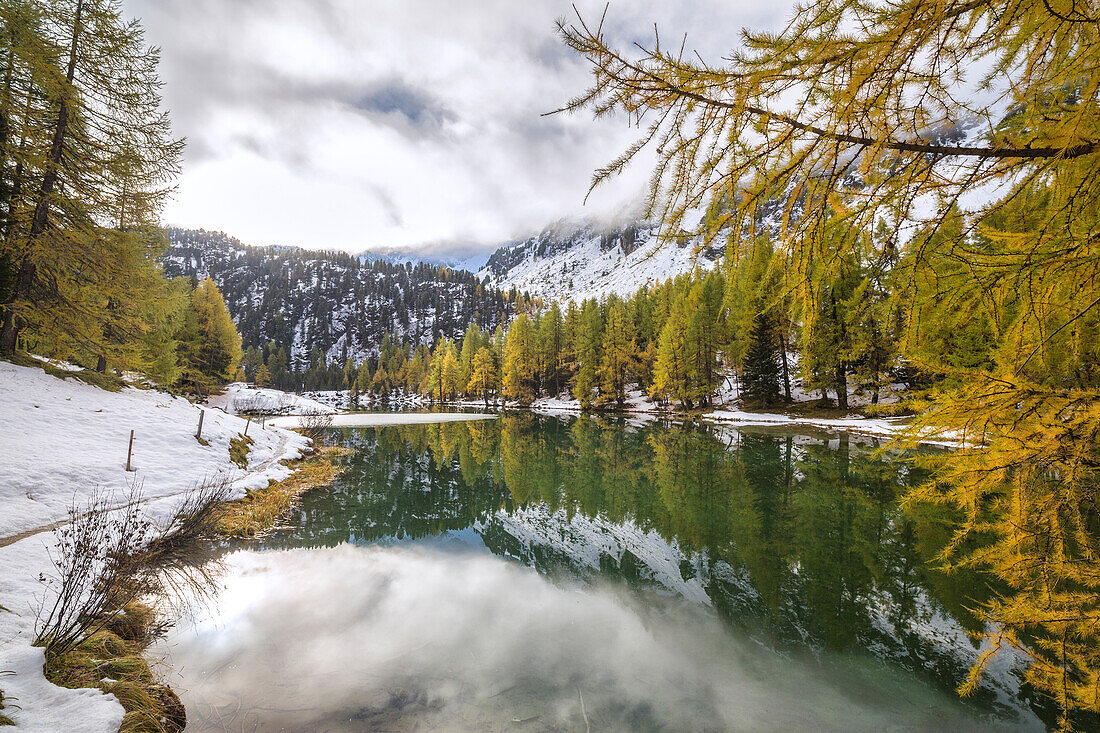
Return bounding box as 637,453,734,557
229,434,254,469
0,683,14,726
215,445,348,537
44,606,183,732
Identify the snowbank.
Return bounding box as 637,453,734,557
268,412,497,429
706,409,910,439
207,382,337,416
0,361,309,732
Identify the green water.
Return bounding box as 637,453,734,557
165,414,1051,732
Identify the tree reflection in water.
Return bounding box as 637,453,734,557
239,414,1082,727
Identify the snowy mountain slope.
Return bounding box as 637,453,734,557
162,228,512,369
478,220,723,302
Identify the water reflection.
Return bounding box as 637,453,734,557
165,415,1053,731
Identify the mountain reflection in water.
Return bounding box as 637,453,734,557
162,414,1053,731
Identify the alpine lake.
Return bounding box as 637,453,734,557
157,412,1061,732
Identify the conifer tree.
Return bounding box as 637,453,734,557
561,1,1100,719
599,297,635,406
502,314,537,403
573,300,602,408
685,271,727,406
467,346,497,407
742,312,781,409
0,0,183,357
254,363,271,388
651,299,692,407
177,277,241,390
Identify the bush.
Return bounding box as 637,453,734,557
296,410,334,447
35,480,230,660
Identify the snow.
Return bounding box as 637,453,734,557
479,222,718,303
0,361,310,732
208,383,337,416
268,412,497,429
706,409,909,438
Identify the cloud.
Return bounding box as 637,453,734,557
162,545,988,731
123,0,796,253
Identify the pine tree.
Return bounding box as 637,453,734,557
742,311,781,409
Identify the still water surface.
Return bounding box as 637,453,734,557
163,414,1052,731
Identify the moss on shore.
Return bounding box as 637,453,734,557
214,444,349,538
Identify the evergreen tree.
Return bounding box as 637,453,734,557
742,311,782,409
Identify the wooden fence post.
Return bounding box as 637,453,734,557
196,409,205,441
244,416,251,437
126,429,135,471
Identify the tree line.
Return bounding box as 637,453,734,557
240,227,911,414
163,227,515,375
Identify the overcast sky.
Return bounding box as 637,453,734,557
123,1,793,255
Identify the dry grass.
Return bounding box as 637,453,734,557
44,603,185,733
0,681,14,727
214,445,349,537
6,350,126,391
229,434,254,469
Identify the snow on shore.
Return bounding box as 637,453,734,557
0,361,309,732
268,412,497,429
208,382,336,416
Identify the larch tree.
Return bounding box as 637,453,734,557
599,297,635,406
559,0,1100,722
573,300,602,408
0,0,182,359
467,346,497,407
177,277,241,389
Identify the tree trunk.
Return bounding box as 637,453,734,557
0,0,84,354
779,330,792,402
0,255,33,354
835,361,848,410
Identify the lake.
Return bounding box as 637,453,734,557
160,413,1051,731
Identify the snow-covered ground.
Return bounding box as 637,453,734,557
0,362,311,732
208,382,337,416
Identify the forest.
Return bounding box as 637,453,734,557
294,232,905,412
